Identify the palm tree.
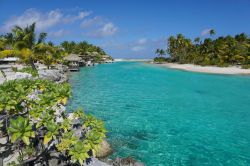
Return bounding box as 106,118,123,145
235,33,248,43
155,49,165,57
159,49,165,57
155,49,160,56
194,37,200,44
4,23,47,70
60,41,76,54
209,29,216,37
167,36,177,61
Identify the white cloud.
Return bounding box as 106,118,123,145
130,38,148,52
101,37,167,58
137,38,148,44
0,8,91,32
1,8,118,40
201,28,212,36
1,9,63,32
131,46,145,52
85,22,118,38
101,23,117,36
80,16,104,28
63,11,91,24
48,29,70,38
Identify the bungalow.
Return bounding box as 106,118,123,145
102,55,113,63
63,54,82,71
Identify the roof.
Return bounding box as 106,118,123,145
0,57,19,62
102,55,110,58
78,54,87,57
91,52,100,56
63,54,82,62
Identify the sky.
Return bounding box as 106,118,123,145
0,0,250,59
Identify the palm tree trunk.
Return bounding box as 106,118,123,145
29,57,36,70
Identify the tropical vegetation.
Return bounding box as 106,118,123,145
0,22,112,70
0,22,109,166
60,41,112,63
155,30,250,68
0,79,106,165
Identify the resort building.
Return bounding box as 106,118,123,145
63,54,82,71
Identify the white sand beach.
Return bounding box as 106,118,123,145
156,63,250,75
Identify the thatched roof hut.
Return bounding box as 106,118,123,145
102,55,110,58
63,54,82,62
78,54,87,58
91,51,100,57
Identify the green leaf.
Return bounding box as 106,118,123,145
44,132,52,145
8,116,34,144
22,136,30,145
10,133,22,143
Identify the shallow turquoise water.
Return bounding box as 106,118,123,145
68,62,250,166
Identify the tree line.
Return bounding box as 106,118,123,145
0,23,110,69
155,30,250,68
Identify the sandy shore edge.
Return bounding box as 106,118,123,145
152,63,250,75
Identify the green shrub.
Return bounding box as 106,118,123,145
154,57,170,63
0,79,106,165
242,64,250,69
18,67,38,77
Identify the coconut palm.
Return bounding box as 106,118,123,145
158,30,250,67
209,29,216,37
155,49,165,57
194,37,200,44
60,41,76,54
2,23,47,69
155,49,160,56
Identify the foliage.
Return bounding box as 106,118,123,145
0,23,66,69
61,41,106,55
0,49,17,58
18,67,38,77
69,141,90,165
60,40,110,63
153,57,170,63
242,64,250,69
0,79,106,165
0,22,112,68
155,49,166,57
155,30,250,67
7,116,35,145
0,23,47,69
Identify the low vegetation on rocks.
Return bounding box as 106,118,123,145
0,79,107,165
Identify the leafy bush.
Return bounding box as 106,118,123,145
18,67,38,77
154,57,170,63
0,79,106,165
242,64,250,69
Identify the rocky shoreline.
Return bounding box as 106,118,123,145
0,64,144,166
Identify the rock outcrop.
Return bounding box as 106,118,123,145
111,157,144,166
96,140,112,158
38,69,68,83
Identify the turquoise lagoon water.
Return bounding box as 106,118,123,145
68,62,250,166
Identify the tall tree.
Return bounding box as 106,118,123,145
156,49,165,57
2,23,47,70
209,29,216,37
